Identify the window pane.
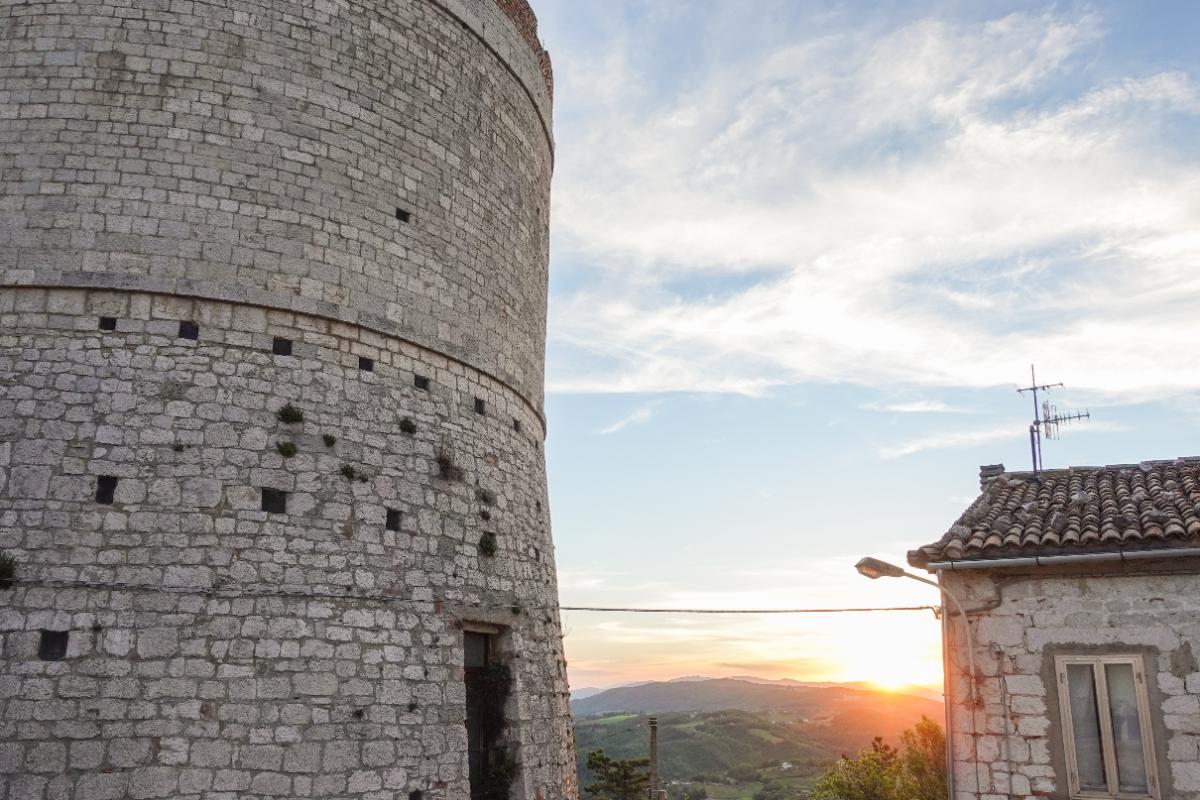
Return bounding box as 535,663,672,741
1067,663,1107,791
1106,663,1149,794
464,632,489,669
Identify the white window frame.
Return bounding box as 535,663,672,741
1055,654,1160,800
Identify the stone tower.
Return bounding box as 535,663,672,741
0,0,575,797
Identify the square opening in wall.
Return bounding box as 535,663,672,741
359,356,374,372
414,374,430,391
99,316,117,331
386,508,401,531
512,418,522,433
272,336,293,356
261,488,287,514
395,207,412,223
474,398,486,415
178,320,199,340
38,630,69,661
95,476,118,505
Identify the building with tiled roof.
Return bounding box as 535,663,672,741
908,460,1200,800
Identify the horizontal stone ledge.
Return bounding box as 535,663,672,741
0,270,547,434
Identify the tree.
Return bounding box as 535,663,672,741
897,716,946,800
810,738,902,800
584,749,651,800
809,716,946,800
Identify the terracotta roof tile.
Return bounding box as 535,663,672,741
908,458,1200,568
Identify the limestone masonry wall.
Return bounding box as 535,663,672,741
0,0,553,405
942,566,1200,800
0,0,575,798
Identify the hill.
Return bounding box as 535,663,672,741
572,679,943,798
571,676,939,716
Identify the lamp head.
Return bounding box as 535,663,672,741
855,557,906,580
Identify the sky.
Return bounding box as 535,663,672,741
530,1,1200,692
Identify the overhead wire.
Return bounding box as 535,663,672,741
553,605,937,614
15,577,938,616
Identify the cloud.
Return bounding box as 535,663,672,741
877,422,1027,459
862,400,968,414
545,6,1200,399
878,419,1132,459
594,405,655,434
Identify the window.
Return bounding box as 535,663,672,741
99,316,117,331
39,630,69,661
1055,654,1159,799
386,508,401,531
178,320,199,340
473,398,486,415
272,336,292,356
395,207,412,223
512,418,521,433
414,374,430,391
95,476,118,505
359,356,374,372
261,488,287,514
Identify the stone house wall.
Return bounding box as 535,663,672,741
941,561,1200,800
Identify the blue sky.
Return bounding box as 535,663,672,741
531,1,1200,690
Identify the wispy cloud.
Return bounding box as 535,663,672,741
862,400,968,414
594,405,655,434
544,6,1200,399
877,422,1026,459
878,418,1133,458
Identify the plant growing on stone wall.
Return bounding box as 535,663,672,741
276,441,297,458
399,417,417,435
0,552,16,589
436,450,465,482
322,433,337,447
479,532,498,557
340,464,369,483
277,403,304,424
481,747,520,800
476,487,497,506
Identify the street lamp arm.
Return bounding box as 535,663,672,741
904,569,978,706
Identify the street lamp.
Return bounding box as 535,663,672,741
855,557,980,800
853,557,977,701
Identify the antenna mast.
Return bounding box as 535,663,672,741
1016,364,1090,476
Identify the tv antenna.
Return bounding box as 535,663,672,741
1017,364,1090,476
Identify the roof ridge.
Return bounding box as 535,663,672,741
993,456,1200,481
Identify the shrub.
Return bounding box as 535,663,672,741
276,403,304,424
322,433,336,447
476,488,497,506
276,442,297,458
399,417,417,435
478,532,497,557
436,451,464,482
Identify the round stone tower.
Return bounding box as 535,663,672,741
0,0,575,798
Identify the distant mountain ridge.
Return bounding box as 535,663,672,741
570,676,942,717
